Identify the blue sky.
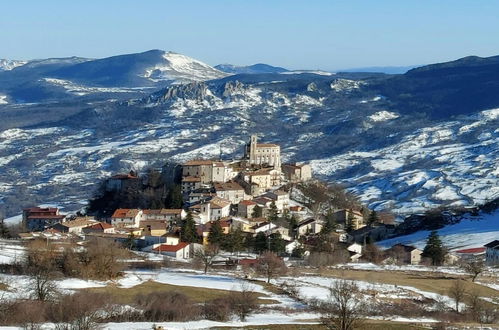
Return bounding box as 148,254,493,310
1,0,498,70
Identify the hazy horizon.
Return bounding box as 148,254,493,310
2,0,499,71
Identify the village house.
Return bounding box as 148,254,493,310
181,176,202,194
296,218,323,236
237,200,257,218
333,209,365,230
384,244,423,265
23,207,66,232
214,181,246,204
140,220,168,236
198,219,231,245
182,160,228,184
141,209,186,223
232,217,266,234
346,242,363,262
485,240,499,265
188,190,216,205
262,190,290,211
51,217,97,234
152,242,190,259
191,197,231,223
82,222,115,234
111,209,143,228
282,163,312,183
244,135,281,169
455,247,486,261
105,172,139,192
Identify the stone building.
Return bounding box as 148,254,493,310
182,160,227,184
244,135,281,169
282,163,312,183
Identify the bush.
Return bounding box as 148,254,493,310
135,291,201,322
203,297,233,321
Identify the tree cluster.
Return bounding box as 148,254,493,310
88,166,183,218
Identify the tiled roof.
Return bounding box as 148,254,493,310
153,242,189,252
210,197,231,208
111,208,141,218
184,160,218,166
86,222,113,230
214,182,244,191
455,247,486,254
59,218,97,228
239,200,257,206
143,209,183,215
182,176,202,182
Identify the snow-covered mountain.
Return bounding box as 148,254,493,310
0,50,228,104
0,53,498,218
0,59,27,71
215,63,288,74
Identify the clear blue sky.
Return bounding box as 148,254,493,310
1,0,499,70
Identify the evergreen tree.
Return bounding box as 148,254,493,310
251,205,263,218
288,214,299,238
367,210,379,227
181,211,198,243
422,230,446,266
207,221,224,247
321,209,337,234
269,232,286,254
0,219,9,238
267,201,279,224
254,232,267,254
165,185,183,209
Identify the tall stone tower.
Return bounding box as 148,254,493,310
249,135,257,164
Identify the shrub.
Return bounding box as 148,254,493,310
135,291,201,322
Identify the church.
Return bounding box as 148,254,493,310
244,135,281,169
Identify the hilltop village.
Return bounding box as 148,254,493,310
13,136,499,266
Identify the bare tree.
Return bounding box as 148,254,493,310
193,245,219,274
24,239,59,301
320,280,365,330
256,251,287,283
460,259,485,282
228,282,258,322
448,279,466,313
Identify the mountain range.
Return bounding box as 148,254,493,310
0,50,497,218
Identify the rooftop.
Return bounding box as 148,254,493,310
112,208,141,218
152,242,189,252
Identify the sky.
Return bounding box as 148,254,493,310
1,0,499,71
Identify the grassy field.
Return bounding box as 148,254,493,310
212,320,429,330
314,268,499,301
83,279,278,304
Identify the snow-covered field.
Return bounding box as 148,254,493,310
379,209,499,251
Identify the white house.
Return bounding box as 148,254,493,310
485,240,499,265
111,209,143,228
214,182,246,204
152,242,190,259
296,218,323,236
192,197,231,223
263,190,289,211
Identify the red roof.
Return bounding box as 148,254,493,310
152,242,189,252
455,247,486,254
112,208,140,218
87,222,113,230
239,200,257,206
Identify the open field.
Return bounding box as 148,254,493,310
84,279,278,305
212,320,429,330
314,267,499,301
